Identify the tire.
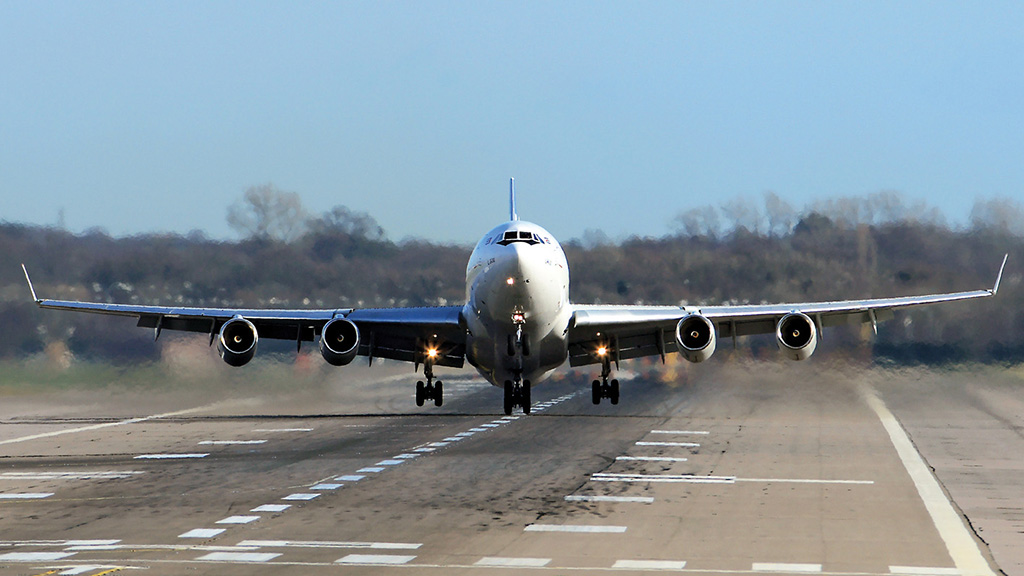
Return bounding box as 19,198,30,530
434,381,444,407
610,379,620,405
592,380,601,405
504,381,514,415
415,381,425,407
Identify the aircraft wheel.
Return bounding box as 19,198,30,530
610,379,620,405
504,381,514,415
416,381,425,407
434,381,444,407
523,380,531,412
592,380,602,405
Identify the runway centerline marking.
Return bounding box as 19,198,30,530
238,539,421,550
0,471,145,481
592,473,872,485
252,428,313,432
614,559,687,569
336,554,416,565
635,441,700,447
616,456,688,462
752,562,822,573
476,557,552,567
650,430,709,435
861,385,995,576
0,492,53,499
565,495,654,503
134,453,208,460
525,524,628,533
0,404,220,447
198,440,266,445
890,567,961,576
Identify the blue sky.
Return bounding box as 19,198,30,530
2,1,1022,244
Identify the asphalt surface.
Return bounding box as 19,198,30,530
0,359,1018,576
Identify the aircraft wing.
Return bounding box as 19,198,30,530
23,266,466,368
566,255,1007,367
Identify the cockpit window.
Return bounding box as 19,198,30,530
497,229,540,246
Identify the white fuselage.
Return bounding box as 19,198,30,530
462,221,572,387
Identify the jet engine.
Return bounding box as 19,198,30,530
217,317,258,367
675,313,717,363
319,318,360,366
776,312,818,361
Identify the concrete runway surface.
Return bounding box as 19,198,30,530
0,360,1020,576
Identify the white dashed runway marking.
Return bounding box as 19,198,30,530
134,453,208,459
524,524,627,533
0,551,76,561
635,441,700,447
889,567,961,575
252,428,313,432
198,440,266,445
0,471,144,480
282,493,319,501
565,495,654,503
753,562,823,573
376,459,404,466
238,539,421,550
0,492,53,499
311,483,343,490
335,475,366,481
197,551,281,562
650,430,709,435
616,456,688,462
358,466,386,473
336,553,417,565
613,559,688,569
475,556,552,567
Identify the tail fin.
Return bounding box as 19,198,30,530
509,177,519,221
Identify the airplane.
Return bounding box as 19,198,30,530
23,179,1007,415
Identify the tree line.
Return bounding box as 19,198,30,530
1,185,1021,365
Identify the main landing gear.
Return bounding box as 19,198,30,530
592,356,619,405
415,360,443,407
504,379,531,415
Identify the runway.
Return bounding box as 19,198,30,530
0,360,1018,575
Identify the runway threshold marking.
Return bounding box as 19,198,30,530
889,567,961,575
861,385,995,576
251,504,290,512
133,453,208,460
215,515,260,524
0,492,53,499
178,529,225,539
0,552,76,561
592,473,873,485
0,404,218,447
195,551,280,562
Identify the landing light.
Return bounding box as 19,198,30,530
506,277,515,286
597,346,607,356
427,348,439,359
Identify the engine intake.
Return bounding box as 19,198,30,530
319,318,360,366
217,317,258,367
675,313,717,363
776,312,817,361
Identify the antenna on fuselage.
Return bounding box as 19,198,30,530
509,177,519,221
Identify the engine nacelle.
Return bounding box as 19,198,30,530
675,313,717,363
776,312,818,361
217,317,258,367
319,318,360,366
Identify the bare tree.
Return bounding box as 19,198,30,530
227,183,307,242
673,205,722,239
971,197,1024,235
763,191,795,237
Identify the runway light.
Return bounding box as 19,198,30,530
506,277,515,286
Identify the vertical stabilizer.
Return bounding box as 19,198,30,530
509,177,519,221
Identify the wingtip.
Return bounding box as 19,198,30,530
992,253,1008,295
21,263,39,302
